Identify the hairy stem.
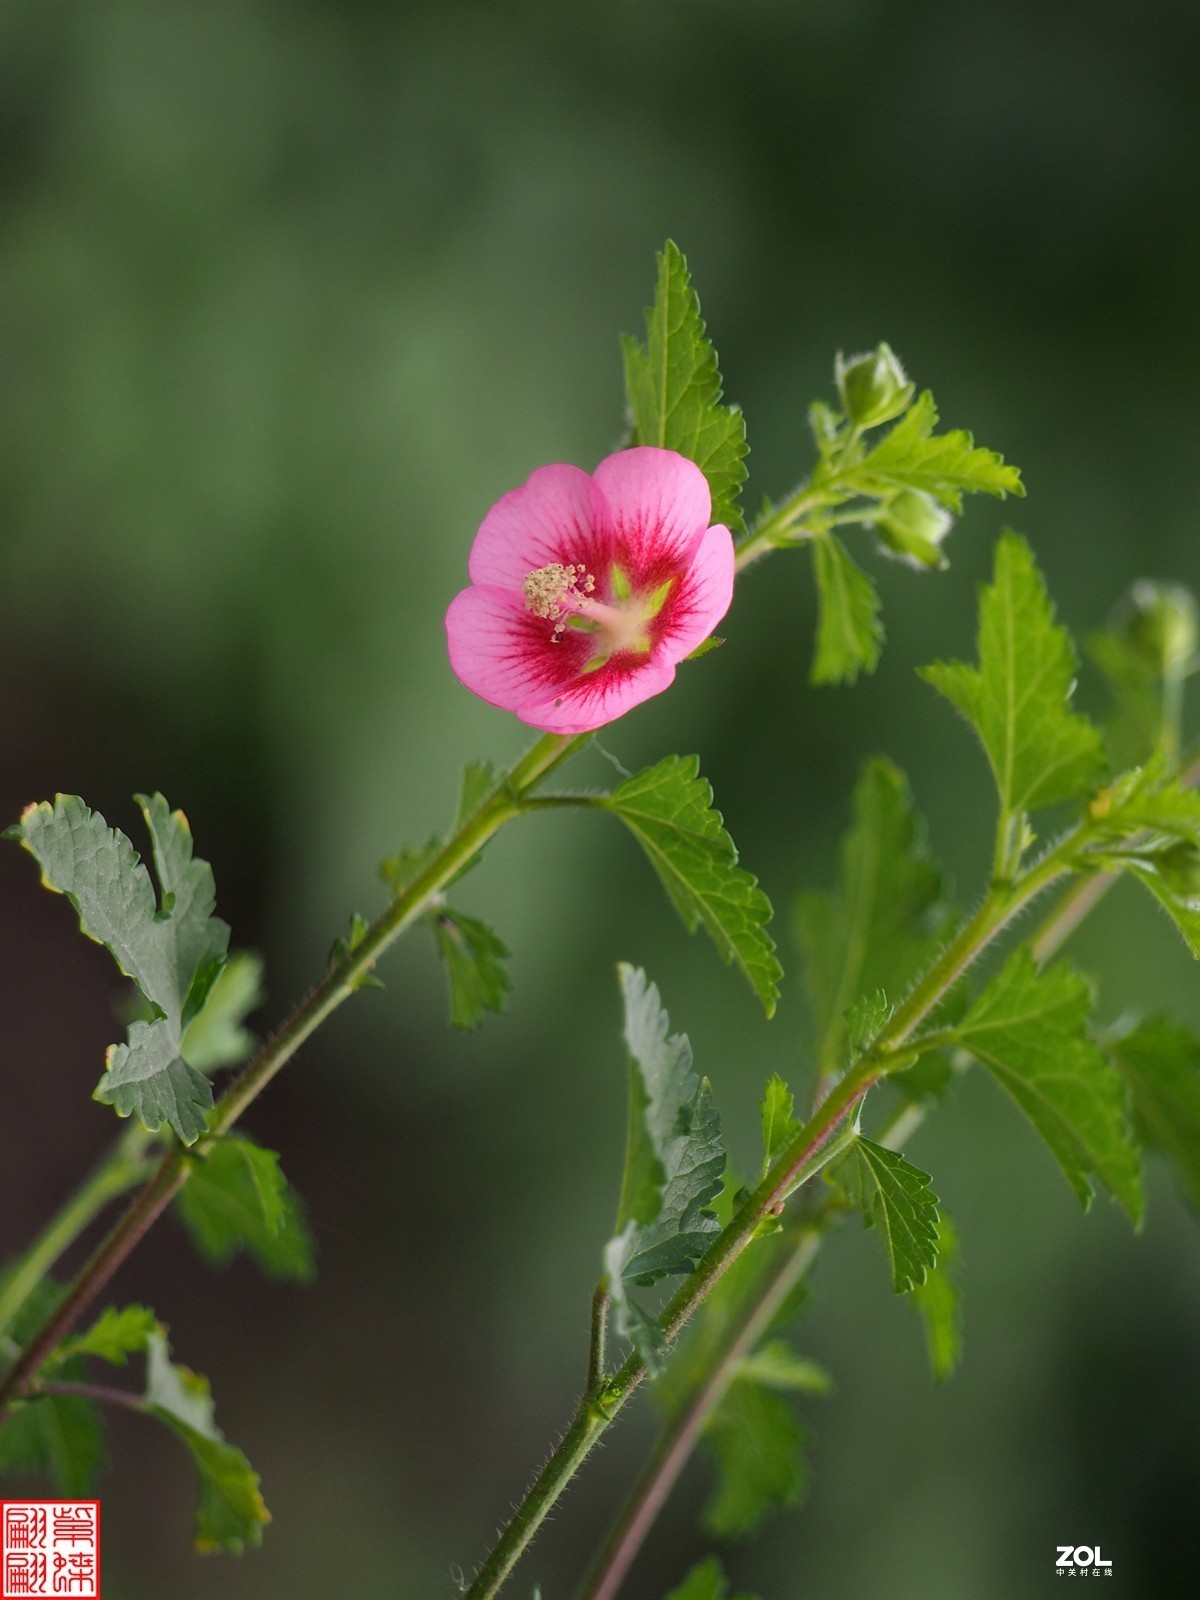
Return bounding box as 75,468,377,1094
0,732,586,1413
0,1124,153,1341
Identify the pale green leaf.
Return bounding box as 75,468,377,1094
1109,1017,1200,1210
836,1136,940,1293
760,1075,801,1178
175,1136,314,1282
919,534,1105,817
623,240,748,534
143,1332,270,1553
810,533,883,685
663,1557,758,1600
433,909,511,1029
735,1340,833,1395
702,1379,807,1537
9,795,231,1144
956,949,1143,1220
850,389,1024,512
797,759,951,1071
180,952,264,1072
51,1304,160,1369
911,1212,962,1381
604,757,781,1015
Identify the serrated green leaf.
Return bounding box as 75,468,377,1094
810,533,883,686
143,1331,270,1553
603,757,781,1015
623,241,748,535
1109,1018,1200,1210
797,759,951,1072
849,389,1024,512
919,534,1106,819
0,1393,105,1496
175,1136,315,1282
10,795,231,1143
50,1304,160,1369
663,1557,758,1600
433,910,512,1029
911,1212,962,1382
846,989,891,1051
701,1379,807,1537
760,1075,801,1179
956,949,1143,1221
835,1136,940,1293
603,968,727,1372
180,952,264,1072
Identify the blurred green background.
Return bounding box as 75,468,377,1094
2,0,1199,1595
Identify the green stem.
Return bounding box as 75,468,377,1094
0,1124,153,1341
463,822,1089,1600
0,733,587,1413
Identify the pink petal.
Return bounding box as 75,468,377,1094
445,584,577,711
592,448,712,575
655,523,736,663
516,655,678,735
468,464,612,591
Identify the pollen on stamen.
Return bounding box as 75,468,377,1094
523,562,596,625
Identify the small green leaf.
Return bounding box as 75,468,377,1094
846,989,891,1051
849,389,1024,512
663,1557,759,1600
955,949,1143,1221
834,1136,940,1293
379,837,441,898
180,952,264,1073
810,533,883,686
701,1378,808,1537
911,1212,962,1381
797,759,951,1072
455,760,500,828
919,534,1106,820
175,1137,315,1282
760,1075,801,1178
433,910,512,1029
0,1393,105,1497
50,1304,160,1369
1109,1017,1200,1210
10,795,231,1144
329,912,383,990
734,1340,833,1395
604,757,781,1015
143,1331,270,1553
623,241,748,534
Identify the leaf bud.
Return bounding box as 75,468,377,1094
835,342,915,430
874,489,953,570
1124,580,1199,676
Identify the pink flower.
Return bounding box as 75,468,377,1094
445,448,735,734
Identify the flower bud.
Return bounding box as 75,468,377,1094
835,342,914,430
1124,580,1199,676
874,489,952,570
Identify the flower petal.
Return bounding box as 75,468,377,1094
516,655,678,735
468,464,612,591
445,584,581,711
592,447,712,576
655,523,736,663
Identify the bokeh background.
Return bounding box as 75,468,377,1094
2,1,1199,1595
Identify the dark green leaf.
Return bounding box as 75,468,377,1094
328,912,383,990
1109,1017,1200,1210
604,757,781,1015
835,1136,940,1293
797,759,951,1072
810,534,883,686
143,1331,270,1553
919,534,1106,819
433,910,511,1029
911,1212,962,1381
849,389,1024,512
175,1137,315,1282
623,241,748,534
956,949,1143,1221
